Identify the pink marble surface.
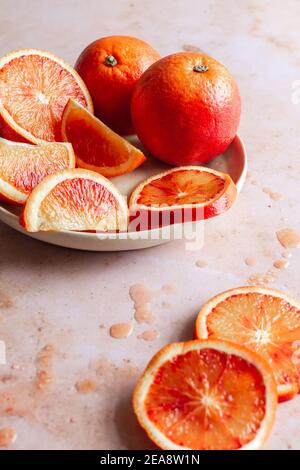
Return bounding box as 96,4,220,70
0,0,300,450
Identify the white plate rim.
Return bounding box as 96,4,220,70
0,134,247,243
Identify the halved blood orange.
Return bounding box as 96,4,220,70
0,137,75,204
129,166,237,230
195,286,300,402
0,49,93,143
61,99,146,177
22,168,128,232
133,339,277,450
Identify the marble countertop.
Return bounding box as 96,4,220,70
0,0,300,450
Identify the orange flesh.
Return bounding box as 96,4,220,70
136,170,225,206
0,55,88,141
63,105,145,172
145,348,266,450
204,293,300,392
39,178,118,231
0,143,71,194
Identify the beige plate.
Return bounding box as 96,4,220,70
0,134,247,251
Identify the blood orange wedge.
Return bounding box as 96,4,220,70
195,286,300,402
129,166,237,230
22,168,128,232
61,99,146,177
0,49,93,144
133,339,277,450
0,137,75,204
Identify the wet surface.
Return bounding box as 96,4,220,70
0,0,300,450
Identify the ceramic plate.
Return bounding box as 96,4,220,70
0,134,247,251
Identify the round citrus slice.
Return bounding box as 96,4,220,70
22,168,128,232
61,99,146,177
133,339,277,450
0,137,75,204
195,286,300,402
129,166,237,230
0,49,93,143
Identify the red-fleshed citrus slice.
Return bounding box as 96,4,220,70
129,166,237,229
22,168,128,232
0,49,93,143
195,286,300,402
0,137,75,204
133,339,277,450
61,99,146,177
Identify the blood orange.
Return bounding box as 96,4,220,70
129,166,237,229
22,168,128,232
131,52,241,165
0,49,93,144
0,137,75,204
61,99,146,178
133,339,277,450
75,36,160,135
195,286,300,401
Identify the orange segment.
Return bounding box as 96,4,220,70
195,286,300,401
22,168,128,232
133,340,277,450
129,166,237,229
0,137,75,204
61,99,146,178
0,49,93,143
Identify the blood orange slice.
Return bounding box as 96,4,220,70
133,339,277,450
22,168,128,232
129,166,237,229
0,49,93,143
61,99,146,177
0,137,75,204
195,286,300,402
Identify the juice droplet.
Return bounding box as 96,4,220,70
196,259,208,268
273,259,289,270
162,283,177,294
35,344,55,390
129,283,154,306
109,322,133,339
89,356,116,376
269,192,283,201
276,228,300,248
262,187,272,194
0,428,17,448
262,187,283,201
138,330,160,342
134,304,155,324
247,270,277,286
281,251,291,259
182,44,202,52
75,378,97,394
244,257,257,267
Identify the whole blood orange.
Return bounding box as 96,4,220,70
75,36,160,135
131,52,241,165
0,49,93,144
